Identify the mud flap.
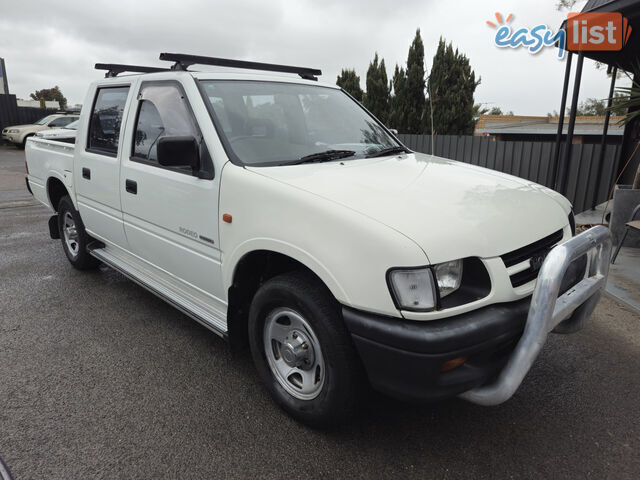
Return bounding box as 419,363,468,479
48,215,60,239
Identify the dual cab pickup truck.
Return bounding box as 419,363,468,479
25,53,611,427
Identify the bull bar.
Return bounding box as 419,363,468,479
460,225,612,406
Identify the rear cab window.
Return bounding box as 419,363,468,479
87,86,130,156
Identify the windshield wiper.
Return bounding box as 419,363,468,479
365,146,409,158
289,149,356,165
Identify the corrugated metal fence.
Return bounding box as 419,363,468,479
398,134,621,213
0,94,58,135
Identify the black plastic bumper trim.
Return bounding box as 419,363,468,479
342,299,531,402
343,298,530,355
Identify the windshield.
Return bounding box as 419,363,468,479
200,81,399,166
34,115,56,125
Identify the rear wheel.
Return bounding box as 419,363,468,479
248,271,363,427
57,195,100,270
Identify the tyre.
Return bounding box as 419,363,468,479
248,271,363,427
57,195,100,270
18,135,32,150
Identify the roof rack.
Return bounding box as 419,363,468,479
158,52,322,81
95,63,169,78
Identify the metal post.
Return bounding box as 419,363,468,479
551,52,573,186
556,52,584,195
0,58,9,95
591,65,617,209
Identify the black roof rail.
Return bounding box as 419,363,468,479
95,63,170,78
158,53,322,81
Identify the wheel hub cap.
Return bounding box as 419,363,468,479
280,330,315,369
263,308,325,400
62,211,80,257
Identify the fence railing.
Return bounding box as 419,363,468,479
398,134,621,213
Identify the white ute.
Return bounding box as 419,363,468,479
25,53,612,426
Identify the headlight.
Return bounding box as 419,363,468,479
8,129,19,133
387,268,437,311
388,260,464,311
434,260,463,298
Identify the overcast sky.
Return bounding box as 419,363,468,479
0,0,630,115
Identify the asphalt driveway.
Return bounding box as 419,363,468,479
1,146,639,479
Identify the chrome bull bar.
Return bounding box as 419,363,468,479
460,225,612,406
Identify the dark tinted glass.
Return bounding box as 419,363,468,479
49,117,77,127
88,87,130,155
132,83,198,164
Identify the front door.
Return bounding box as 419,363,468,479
119,80,224,310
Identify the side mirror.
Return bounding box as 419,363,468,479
157,136,200,172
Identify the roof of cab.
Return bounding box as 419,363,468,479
94,69,340,89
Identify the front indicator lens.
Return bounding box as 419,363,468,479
388,268,436,311
434,260,463,298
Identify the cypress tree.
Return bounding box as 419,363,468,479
388,64,407,132
336,69,364,102
363,53,390,124
404,29,427,134
428,38,480,135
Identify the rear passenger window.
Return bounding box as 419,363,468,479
132,83,199,165
88,87,130,156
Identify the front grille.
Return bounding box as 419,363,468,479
501,229,564,288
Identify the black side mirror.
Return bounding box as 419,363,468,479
157,136,200,172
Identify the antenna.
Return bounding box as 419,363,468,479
426,67,435,155
159,53,322,81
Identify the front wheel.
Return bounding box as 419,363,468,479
248,271,363,427
57,195,100,270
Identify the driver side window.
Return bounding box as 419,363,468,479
132,83,199,167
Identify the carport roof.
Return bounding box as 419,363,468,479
560,0,640,71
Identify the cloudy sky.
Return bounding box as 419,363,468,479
0,0,629,114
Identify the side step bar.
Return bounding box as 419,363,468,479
88,246,228,339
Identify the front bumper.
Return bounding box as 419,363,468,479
2,133,18,143
344,226,612,404
343,298,529,402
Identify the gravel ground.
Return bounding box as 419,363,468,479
1,146,639,479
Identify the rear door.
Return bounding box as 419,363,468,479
119,79,224,308
74,84,133,248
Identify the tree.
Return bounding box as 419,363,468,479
388,64,408,132
571,95,628,116
336,69,364,102
556,0,577,11
363,53,390,124
428,38,480,135
404,29,427,134
612,70,640,189
29,86,67,109
473,103,489,126
488,106,503,115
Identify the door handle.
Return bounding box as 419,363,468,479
125,179,137,194
82,168,91,180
